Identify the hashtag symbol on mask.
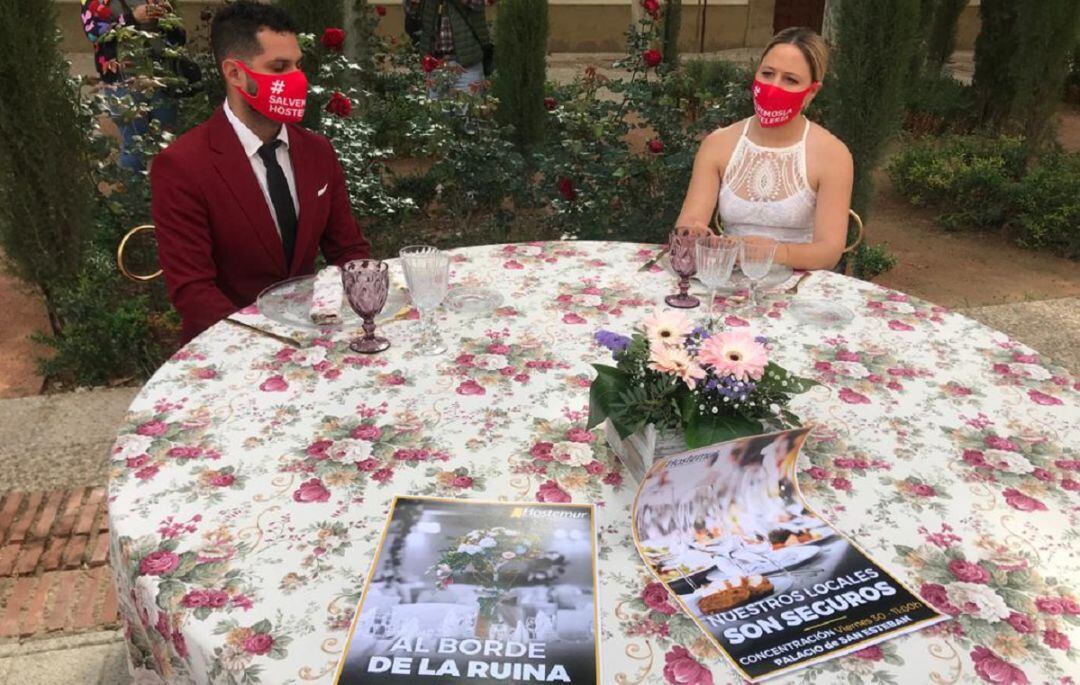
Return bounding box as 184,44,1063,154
271,80,286,95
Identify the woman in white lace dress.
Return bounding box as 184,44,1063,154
675,28,853,271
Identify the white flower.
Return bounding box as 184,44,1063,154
113,434,154,461
883,301,915,314
292,346,328,368
473,354,509,370
220,646,253,673
518,245,544,256
552,441,594,467
1008,363,1051,381
985,449,1034,474
457,544,482,555
329,439,373,462
478,537,497,549
831,361,870,379
574,294,604,308
946,582,1010,623
435,563,452,578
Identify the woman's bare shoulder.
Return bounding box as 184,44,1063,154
698,118,747,157
808,122,853,163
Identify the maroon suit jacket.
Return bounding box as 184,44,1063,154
151,106,371,343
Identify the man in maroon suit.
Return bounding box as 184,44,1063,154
151,1,370,343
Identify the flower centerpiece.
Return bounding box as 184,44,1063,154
429,527,542,637
587,311,817,477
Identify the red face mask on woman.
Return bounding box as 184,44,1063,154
235,61,308,124
752,78,818,128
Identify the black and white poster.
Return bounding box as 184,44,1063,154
335,496,600,684
632,428,947,682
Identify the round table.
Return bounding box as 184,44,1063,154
108,241,1079,684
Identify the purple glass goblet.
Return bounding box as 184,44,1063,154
664,228,700,309
342,259,391,354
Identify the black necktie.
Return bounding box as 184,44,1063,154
256,140,298,268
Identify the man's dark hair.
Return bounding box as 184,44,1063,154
210,1,299,66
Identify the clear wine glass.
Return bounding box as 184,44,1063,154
738,237,779,309
695,235,739,320
342,259,390,354
665,228,700,309
399,245,450,355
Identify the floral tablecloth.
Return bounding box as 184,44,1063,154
108,241,1079,685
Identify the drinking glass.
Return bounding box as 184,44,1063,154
400,245,450,355
665,228,700,309
695,235,739,318
738,237,779,308
342,259,390,354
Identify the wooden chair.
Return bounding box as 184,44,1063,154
116,224,163,282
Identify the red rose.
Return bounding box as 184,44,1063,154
351,424,382,441
180,589,212,608
642,582,677,616
852,645,883,660
1002,487,1047,512
566,428,596,443
356,458,380,472
243,633,275,655
451,475,474,489
831,476,852,491
1043,629,1069,650
963,449,989,468
912,483,936,497
806,466,829,480
139,550,180,576
487,343,511,355
1062,478,1080,491
135,465,160,480
835,350,860,362
643,49,663,68
167,445,203,460
647,138,664,154
372,467,394,483
136,420,168,437
838,388,871,404
1056,460,1080,470
985,435,1018,452
603,471,623,487
1005,612,1035,634
585,460,605,475
888,319,915,331
662,645,713,685
207,590,229,608
543,97,558,110
456,380,486,395
563,312,587,324
210,473,235,487
920,583,958,615
557,177,577,201
126,454,150,469
260,375,288,392
531,442,554,461
172,629,189,658
1061,597,1080,615
1027,389,1062,405
643,0,661,19
970,646,1029,685
375,5,387,16
193,367,217,379
293,478,331,503
321,28,346,52
536,480,571,503
1031,467,1054,481
422,54,442,73
948,559,990,584
307,440,333,458
326,91,352,117
1035,596,1066,615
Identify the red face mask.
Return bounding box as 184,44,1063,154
235,61,308,123
752,78,817,128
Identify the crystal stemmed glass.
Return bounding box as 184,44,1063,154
695,235,739,319
399,245,450,355
342,259,391,354
738,237,779,309
665,228,700,309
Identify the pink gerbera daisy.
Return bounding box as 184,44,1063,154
649,345,707,389
698,330,768,381
641,310,694,349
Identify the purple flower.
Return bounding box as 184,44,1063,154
594,330,630,355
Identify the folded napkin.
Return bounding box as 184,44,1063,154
310,265,343,325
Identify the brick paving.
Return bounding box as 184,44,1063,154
0,488,120,639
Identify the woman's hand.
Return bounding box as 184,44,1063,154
675,223,714,238
133,1,172,23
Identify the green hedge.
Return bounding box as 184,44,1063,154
888,135,1080,257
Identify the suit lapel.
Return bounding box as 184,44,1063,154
288,127,319,276
207,107,287,273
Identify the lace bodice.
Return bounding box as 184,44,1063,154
717,119,816,244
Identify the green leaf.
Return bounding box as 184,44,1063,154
251,619,272,635
156,579,185,611
587,364,635,438
194,606,211,621
680,394,763,448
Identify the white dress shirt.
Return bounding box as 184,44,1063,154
223,100,300,237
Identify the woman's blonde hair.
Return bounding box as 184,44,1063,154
761,27,829,83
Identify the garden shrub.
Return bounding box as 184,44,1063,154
903,72,977,135
1010,152,1080,258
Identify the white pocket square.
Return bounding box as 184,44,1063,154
317,183,329,197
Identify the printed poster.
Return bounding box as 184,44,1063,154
632,428,947,682
335,496,600,684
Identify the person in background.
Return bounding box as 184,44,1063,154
675,27,853,271
404,0,492,92
80,0,183,170
151,1,370,343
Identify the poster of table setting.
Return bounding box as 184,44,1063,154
632,428,948,682
334,497,600,684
